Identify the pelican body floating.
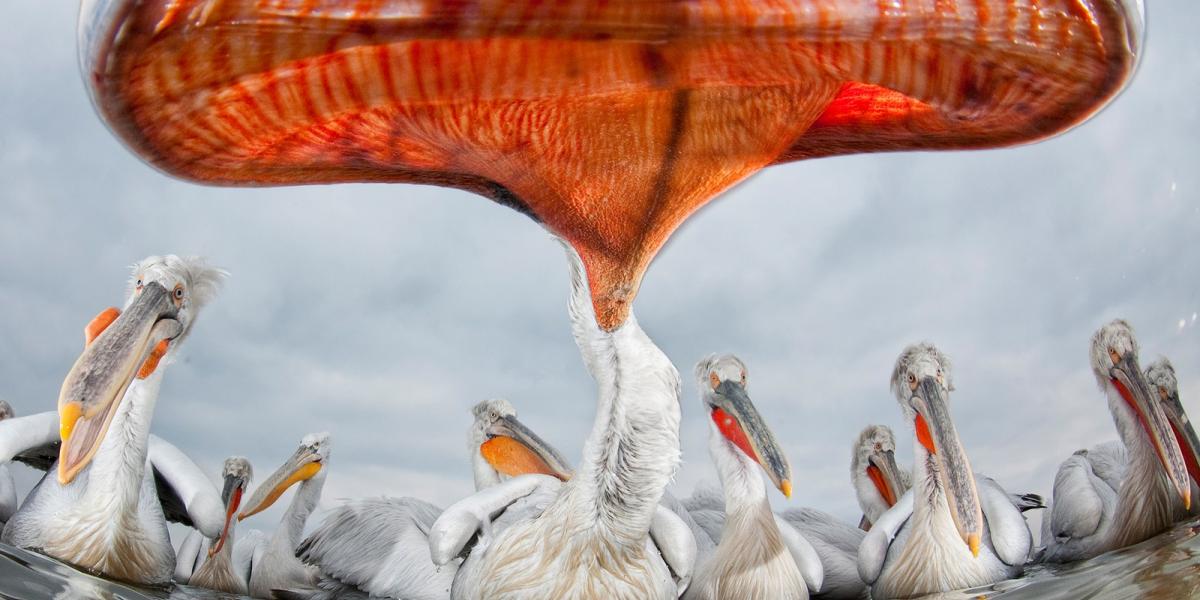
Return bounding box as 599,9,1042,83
80,0,1143,329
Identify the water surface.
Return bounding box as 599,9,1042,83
1,521,1198,599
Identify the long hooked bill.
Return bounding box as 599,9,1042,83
710,379,793,498
1112,354,1191,508
912,377,983,557
57,282,181,484
209,474,245,557
480,414,573,481
238,446,323,520
1159,389,1200,487
867,447,905,508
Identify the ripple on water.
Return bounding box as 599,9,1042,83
0,520,1198,599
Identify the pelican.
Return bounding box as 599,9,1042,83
175,457,254,594
850,425,1040,532
427,244,695,599
680,354,821,600
0,401,18,524
858,343,1034,599
1042,321,1192,562
1146,357,1200,520
0,255,227,585
276,399,572,599
234,433,331,597
850,426,908,531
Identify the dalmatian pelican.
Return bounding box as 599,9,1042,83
232,433,332,597
850,426,908,532
681,354,820,600
426,245,695,599
1042,321,1192,562
176,456,254,594
1145,357,1200,520
0,255,227,585
858,343,1034,599
679,356,869,599
272,399,571,600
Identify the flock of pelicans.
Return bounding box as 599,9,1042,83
0,251,1196,600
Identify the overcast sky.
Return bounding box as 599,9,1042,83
1,2,1197,545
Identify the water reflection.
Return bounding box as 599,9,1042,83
1,521,1198,599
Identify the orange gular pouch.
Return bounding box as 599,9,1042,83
137,339,170,379
915,413,936,455
80,1,1142,331
867,464,897,506
712,407,758,463
480,435,564,480
84,307,121,346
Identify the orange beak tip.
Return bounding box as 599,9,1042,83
1184,490,1192,511
59,402,82,443
780,480,793,499
968,533,981,558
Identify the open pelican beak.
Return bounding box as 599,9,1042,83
1156,388,1200,489
480,414,573,481
710,380,793,498
1111,353,1191,508
57,282,181,485
867,447,904,508
238,446,323,520
209,473,246,557
911,377,983,557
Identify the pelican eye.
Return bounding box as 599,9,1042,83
709,372,720,390
173,286,185,300
740,371,746,385
1108,348,1121,365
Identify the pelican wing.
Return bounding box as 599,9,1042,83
0,465,17,524
659,490,715,557
428,474,560,565
1045,451,1113,543
781,507,868,599
295,496,453,599
174,529,207,583
233,529,266,587
147,435,224,538
857,490,914,585
1084,441,1127,493
771,514,824,593
680,480,726,543
0,411,58,464
976,475,1033,566
649,503,698,594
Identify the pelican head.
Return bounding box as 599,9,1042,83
696,354,792,498
852,425,906,520
890,342,982,557
1146,358,1200,485
470,399,572,483
1090,321,1190,508
210,457,253,557
57,255,226,485
239,433,331,520
0,400,13,421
